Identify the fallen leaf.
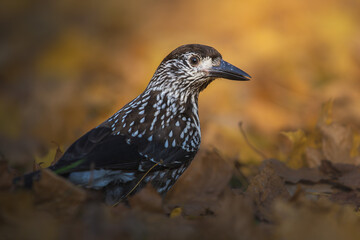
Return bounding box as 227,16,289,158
319,123,354,164
170,207,182,218
281,129,308,168
0,160,17,190
305,147,325,168
51,142,63,165
165,149,233,216
246,161,290,222
33,169,87,218
199,189,270,240
337,167,360,190
263,159,323,183
35,147,61,169
330,191,360,207
319,159,342,179
128,183,163,213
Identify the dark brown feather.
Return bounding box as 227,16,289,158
163,44,222,62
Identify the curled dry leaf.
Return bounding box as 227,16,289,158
312,100,360,166
283,100,360,168
319,123,356,164
164,149,233,216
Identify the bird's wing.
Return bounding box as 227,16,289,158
135,135,196,171
50,126,144,173
50,126,194,174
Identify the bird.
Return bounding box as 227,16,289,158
16,44,251,204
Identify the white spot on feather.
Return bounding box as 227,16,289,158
132,130,138,137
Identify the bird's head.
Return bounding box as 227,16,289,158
147,44,251,94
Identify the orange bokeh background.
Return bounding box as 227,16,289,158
1,0,359,168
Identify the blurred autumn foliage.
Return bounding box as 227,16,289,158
1,0,360,239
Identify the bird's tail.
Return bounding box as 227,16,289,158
13,170,41,189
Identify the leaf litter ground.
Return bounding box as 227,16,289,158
1,101,360,240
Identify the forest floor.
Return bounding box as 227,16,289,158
1,101,360,240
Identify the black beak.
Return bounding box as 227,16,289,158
208,59,251,81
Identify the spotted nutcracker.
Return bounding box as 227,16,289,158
17,44,251,204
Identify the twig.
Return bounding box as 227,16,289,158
112,159,163,207
238,121,268,160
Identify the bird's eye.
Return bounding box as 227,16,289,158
189,56,200,66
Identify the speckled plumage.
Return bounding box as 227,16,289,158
18,44,251,204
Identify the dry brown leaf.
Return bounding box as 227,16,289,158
312,100,360,165
337,168,360,190
305,147,325,167
265,158,360,192
0,160,16,190
128,183,164,213
318,159,342,179
319,123,354,164
33,169,87,218
164,149,233,216
283,100,360,168
330,191,360,207
263,159,323,183
51,142,64,165
198,189,270,240
246,161,290,222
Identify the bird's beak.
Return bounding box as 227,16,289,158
208,59,251,81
